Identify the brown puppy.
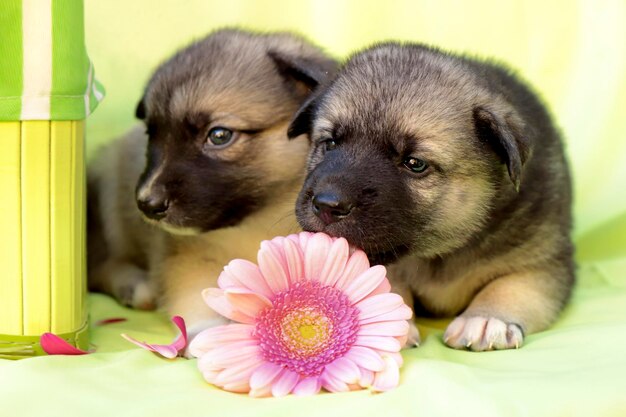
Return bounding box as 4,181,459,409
88,29,337,336
288,42,574,351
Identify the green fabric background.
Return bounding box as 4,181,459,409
2,1,626,416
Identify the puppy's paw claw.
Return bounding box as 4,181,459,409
404,320,421,349
443,316,523,352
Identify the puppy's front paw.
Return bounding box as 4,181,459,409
443,316,523,351
114,277,157,310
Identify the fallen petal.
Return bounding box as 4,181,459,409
94,317,128,326
40,333,90,355
121,316,187,359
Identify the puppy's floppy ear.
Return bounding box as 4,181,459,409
287,91,322,140
135,98,146,120
473,104,531,191
268,50,336,95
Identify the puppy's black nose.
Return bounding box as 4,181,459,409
312,192,353,224
137,196,169,220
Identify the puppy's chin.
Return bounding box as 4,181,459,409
297,212,410,266
139,216,202,236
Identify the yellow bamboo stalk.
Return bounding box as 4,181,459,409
0,120,88,359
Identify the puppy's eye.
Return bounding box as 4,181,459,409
207,127,234,146
403,157,429,174
322,138,338,151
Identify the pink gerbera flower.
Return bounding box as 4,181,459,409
189,232,412,397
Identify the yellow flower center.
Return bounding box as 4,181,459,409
281,307,331,356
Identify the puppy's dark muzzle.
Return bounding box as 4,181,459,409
311,192,353,225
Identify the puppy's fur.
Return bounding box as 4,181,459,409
289,43,574,351
88,29,337,334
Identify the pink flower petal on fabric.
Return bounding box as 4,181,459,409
344,265,387,303
318,237,349,286
271,369,301,397
258,240,290,293
304,232,332,280
354,335,402,352
214,357,262,387
372,355,400,392
121,316,187,359
250,362,284,391
201,342,260,367
321,371,350,392
202,288,255,324
188,324,253,357
221,259,274,298
358,320,409,337
359,368,375,388
224,287,272,318
344,346,386,372
293,376,322,396
40,333,90,355
323,357,361,385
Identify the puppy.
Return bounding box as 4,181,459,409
88,29,337,335
288,42,574,351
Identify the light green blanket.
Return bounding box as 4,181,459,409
2,0,626,416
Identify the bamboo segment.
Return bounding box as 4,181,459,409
21,121,52,335
0,122,23,335
51,121,74,334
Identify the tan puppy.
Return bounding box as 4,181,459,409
288,42,574,351
88,29,337,336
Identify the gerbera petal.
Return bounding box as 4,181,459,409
357,294,410,323
215,358,260,386
324,357,361,384
222,259,274,298
359,368,375,388
258,240,290,293
223,381,251,393
321,370,350,392
344,346,386,372
358,320,409,337
386,351,404,367
202,288,255,324
372,355,400,392
249,362,283,391
335,250,370,290
369,277,391,296
304,233,333,280
224,287,272,317
292,377,322,396
201,343,260,367
318,237,349,286
283,237,305,283
354,335,402,352
271,369,300,397
249,384,273,398
360,305,414,326
188,324,254,356
344,265,387,304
